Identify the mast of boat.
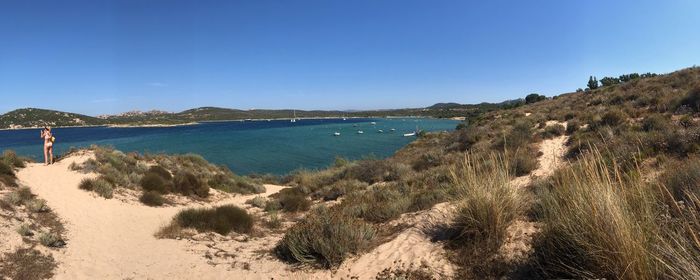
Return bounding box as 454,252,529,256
291,110,297,122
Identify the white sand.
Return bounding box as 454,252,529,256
16,154,296,279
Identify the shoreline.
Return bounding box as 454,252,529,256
1,116,455,131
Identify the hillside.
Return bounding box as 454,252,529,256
0,108,106,129
3,66,700,279
0,101,515,129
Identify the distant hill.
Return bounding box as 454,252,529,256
0,108,106,129
0,101,523,129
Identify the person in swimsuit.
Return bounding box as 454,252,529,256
40,126,53,165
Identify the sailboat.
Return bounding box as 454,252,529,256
357,130,364,134
290,110,297,123
334,132,341,136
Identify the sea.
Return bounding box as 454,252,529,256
0,118,458,175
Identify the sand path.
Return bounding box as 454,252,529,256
16,154,291,280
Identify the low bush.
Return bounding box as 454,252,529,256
175,205,253,235
78,178,95,191
93,178,114,199
245,196,267,208
139,191,165,206
342,185,412,223
312,179,368,201
408,189,447,211
264,211,282,229
38,232,63,247
600,109,627,127
2,150,26,168
509,150,538,177
541,124,565,139
412,151,444,171
140,172,170,193
565,120,580,135
173,171,209,197
344,160,410,184
677,86,700,112
658,158,700,202
27,199,49,213
147,165,172,180
16,224,32,236
277,188,311,212
642,114,671,132
275,206,375,268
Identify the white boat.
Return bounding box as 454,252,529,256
371,122,376,125
403,132,416,137
357,130,364,134
378,129,384,133
390,128,396,132
334,132,341,136
290,110,297,122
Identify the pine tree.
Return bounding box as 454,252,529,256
587,76,599,90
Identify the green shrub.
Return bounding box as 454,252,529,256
342,185,412,223
275,206,375,268
455,127,481,151
93,178,114,199
173,171,209,197
566,120,580,135
78,178,95,191
278,189,311,212
2,150,25,168
0,161,15,178
148,165,172,180
499,121,533,150
140,191,165,206
27,199,49,213
510,150,538,177
16,224,32,236
412,151,444,171
140,172,170,193
175,205,253,235
312,179,368,201
265,211,282,229
641,114,670,132
541,124,565,139
344,160,410,184
245,196,267,208
677,87,700,112
17,187,32,202
658,158,700,202
38,232,63,247
409,189,447,211
600,109,627,127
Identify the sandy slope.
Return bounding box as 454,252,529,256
16,155,298,280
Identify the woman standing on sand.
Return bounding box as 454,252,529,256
40,126,54,165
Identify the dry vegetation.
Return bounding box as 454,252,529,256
265,66,700,278
69,146,267,206
0,152,61,279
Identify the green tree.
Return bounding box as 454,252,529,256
600,76,621,87
525,93,546,104
587,76,599,90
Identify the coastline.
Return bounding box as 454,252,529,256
0,115,456,131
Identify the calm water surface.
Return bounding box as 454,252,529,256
0,118,458,175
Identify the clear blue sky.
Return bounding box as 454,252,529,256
1,0,699,115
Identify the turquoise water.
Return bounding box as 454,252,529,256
0,118,458,175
